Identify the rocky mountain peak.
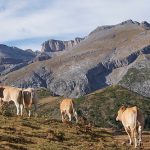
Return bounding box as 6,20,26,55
140,21,150,29
119,19,137,25
41,37,84,53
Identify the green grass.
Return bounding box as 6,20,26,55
75,85,150,129
120,67,150,86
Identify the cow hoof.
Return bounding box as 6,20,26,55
129,142,133,145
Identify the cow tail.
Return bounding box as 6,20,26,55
21,89,25,108
29,90,33,108
131,106,138,138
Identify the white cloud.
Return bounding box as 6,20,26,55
1,0,150,50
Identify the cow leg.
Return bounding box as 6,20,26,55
125,127,132,145
138,125,142,146
74,111,78,123
131,128,138,148
25,108,31,118
14,102,20,116
20,104,23,116
28,109,31,118
61,111,65,122
68,112,72,122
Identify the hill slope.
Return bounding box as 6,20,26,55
0,85,150,150
120,54,150,97
37,85,150,129
0,45,36,76
1,20,150,97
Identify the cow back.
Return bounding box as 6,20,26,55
60,99,74,114
122,106,138,128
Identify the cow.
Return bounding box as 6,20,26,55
23,88,38,117
0,86,24,116
60,98,78,123
116,105,144,148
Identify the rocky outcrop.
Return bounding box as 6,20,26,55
119,54,150,98
41,37,84,52
140,21,150,30
33,53,51,62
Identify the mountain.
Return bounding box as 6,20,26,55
1,20,150,98
0,44,36,75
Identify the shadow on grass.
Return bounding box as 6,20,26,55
0,135,34,144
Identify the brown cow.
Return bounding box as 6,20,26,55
60,99,78,123
116,105,144,148
0,86,24,116
23,88,38,117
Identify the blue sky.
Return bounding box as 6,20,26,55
0,0,150,51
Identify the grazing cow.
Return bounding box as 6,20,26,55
60,99,78,123
0,86,24,116
23,88,38,117
116,105,144,148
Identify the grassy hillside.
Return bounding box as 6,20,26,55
2,85,150,129
0,85,150,149
75,85,150,129
1,116,150,150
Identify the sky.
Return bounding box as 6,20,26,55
0,0,150,51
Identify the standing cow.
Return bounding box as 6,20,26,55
60,99,78,123
23,88,38,117
0,86,24,116
116,105,144,148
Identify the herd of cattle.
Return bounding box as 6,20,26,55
0,86,38,117
0,85,145,148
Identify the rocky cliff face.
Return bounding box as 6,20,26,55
41,37,84,52
119,53,150,98
1,20,150,98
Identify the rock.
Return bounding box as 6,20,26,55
34,53,51,62
140,21,150,30
41,37,84,53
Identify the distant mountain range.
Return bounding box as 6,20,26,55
0,19,150,98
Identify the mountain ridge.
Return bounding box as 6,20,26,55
0,20,150,98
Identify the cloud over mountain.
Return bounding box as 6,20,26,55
1,0,150,50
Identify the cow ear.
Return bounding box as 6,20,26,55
120,105,126,111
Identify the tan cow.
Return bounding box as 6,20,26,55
116,105,144,148
60,99,78,123
23,88,38,117
0,86,24,116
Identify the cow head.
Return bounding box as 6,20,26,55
116,105,126,121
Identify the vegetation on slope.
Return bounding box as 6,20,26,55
75,85,150,129
0,85,150,149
